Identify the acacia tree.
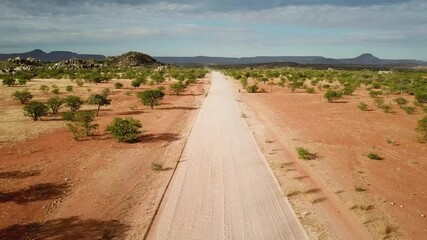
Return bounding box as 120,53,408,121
88,94,111,116
46,96,63,114
23,101,48,121
12,90,33,104
138,89,165,109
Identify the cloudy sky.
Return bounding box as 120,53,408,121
1,0,426,59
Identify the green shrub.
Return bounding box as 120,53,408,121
51,88,60,95
295,147,313,160
367,153,382,160
415,90,427,103
114,82,123,89
394,97,408,106
170,82,186,95
40,85,50,93
415,116,427,141
369,90,382,98
402,106,415,115
151,162,164,171
66,85,73,92
106,117,142,142
323,89,343,103
66,110,98,140
75,79,84,87
246,84,259,93
23,101,49,121
381,104,394,113
46,96,63,114
2,76,15,87
64,95,84,112
12,90,33,104
374,98,385,108
305,87,315,93
358,102,369,111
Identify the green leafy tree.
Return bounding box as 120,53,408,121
64,95,84,112
415,90,427,103
106,117,142,142
138,89,165,109
324,89,343,103
416,116,427,141
12,90,33,104
288,81,303,93
23,101,49,121
46,96,64,114
170,82,186,95
88,94,111,116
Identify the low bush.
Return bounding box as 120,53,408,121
114,82,123,89
106,117,142,142
46,96,63,114
402,106,415,115
358,102,369,111
394,97,408,106
305,87,315,93
66,85,73,92
415,116,427,141
246,84,259,93
367,153,382,160
295,147,313,160
323,89,343,103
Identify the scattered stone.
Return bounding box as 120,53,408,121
65,178,69,181
390,202,395,205
422,214,425,217
400,205,404,208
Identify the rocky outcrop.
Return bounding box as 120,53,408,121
105,51,159,67
52,58,101,70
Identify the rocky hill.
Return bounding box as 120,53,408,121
104,51,159,67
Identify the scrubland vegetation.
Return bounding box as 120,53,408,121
225,67,427,140
1,64,208,142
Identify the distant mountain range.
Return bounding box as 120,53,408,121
156,53,426,66
0,49,425,67
0,49,105,62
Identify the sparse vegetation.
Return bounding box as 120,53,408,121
114,82,123,89
170,82,186,95
65,110,98,140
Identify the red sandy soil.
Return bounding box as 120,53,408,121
232,79,427,239
0,77,208,239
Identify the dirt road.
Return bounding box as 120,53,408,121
147,72,307,240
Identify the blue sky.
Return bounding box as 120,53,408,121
0,0,426,59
